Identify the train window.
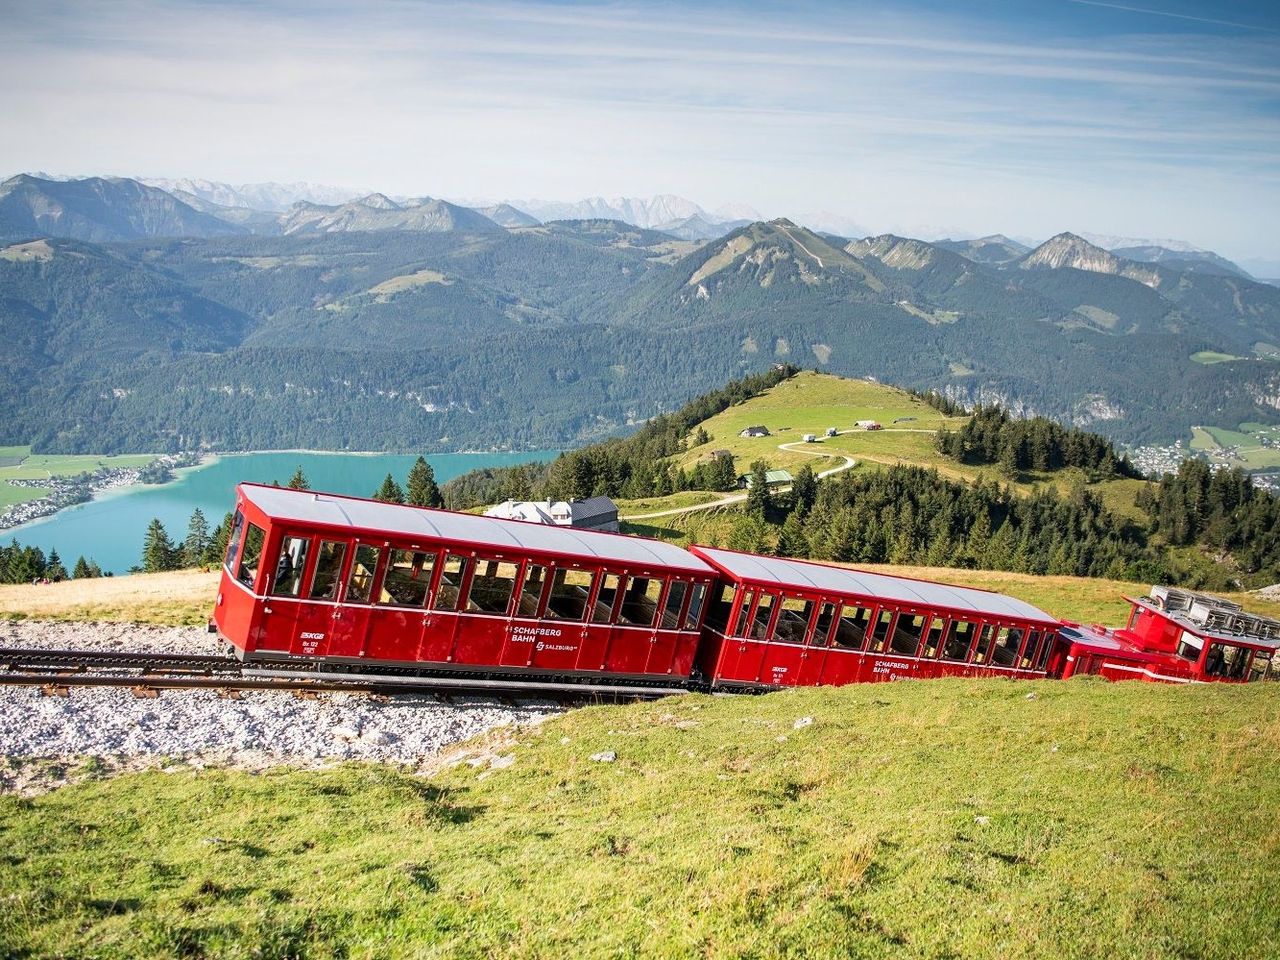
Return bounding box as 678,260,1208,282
972,625,996,663
271,536,310,597
518,564,548,617
1248,651,1277,682
1034,631,1056,671
703,583,734,631
433,554,470,611
732,589,755,637
832,605,873,650
661,581,689,629
991,627,1021,666
749,593,777,640
940,620,975,661
1019,630,1042,669
774,596,815,645
620,577,665,627
683,583,708,631
546,568,595,621
344,545,381,605
812,603,837,648
1204,643,1249,680
868,609,896,653
592,573,623,624
920,617,947,658
378,549,435,608
308,541,347,600
890,614,926,656
467,559,520,615
1175,630,1204,661
224,510,245,570
236,523,266,589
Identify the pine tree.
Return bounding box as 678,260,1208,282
776,509,809,557
713,453,737,491
73,556,91,579
406,456,443,507
747,460,772,517
501,464,533,502
45,548,68,582
790,464,818,516
182,508,210,567
694,426,711,446
374,473,406,504
87,559,103,578
203,512,232,566
287,466,310,490
142,519,178,573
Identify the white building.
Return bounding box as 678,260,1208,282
484,496,619,533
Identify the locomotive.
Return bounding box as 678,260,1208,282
212,484,1279,693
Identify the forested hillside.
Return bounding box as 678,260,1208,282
3,179,1280,453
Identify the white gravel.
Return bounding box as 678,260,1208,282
0,620,560,793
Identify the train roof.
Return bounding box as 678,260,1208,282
692,546,1059,625
237,484,713,575
1131,598,1280,651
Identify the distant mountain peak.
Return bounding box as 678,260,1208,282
1021,232,1162,288
846,234,945,270
358,193,400,210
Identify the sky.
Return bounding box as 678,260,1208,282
2,0,1278,265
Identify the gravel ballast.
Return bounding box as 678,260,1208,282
0,620,559,793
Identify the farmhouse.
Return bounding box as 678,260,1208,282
484,495,619,532
739,425,770,438
737,469,793,490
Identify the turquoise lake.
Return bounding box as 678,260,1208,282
7,450,558,575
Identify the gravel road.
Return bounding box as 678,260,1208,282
0,620,558,794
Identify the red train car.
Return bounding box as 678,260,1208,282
213,484,716,689
689,546,1061,689
1059,586,1280,685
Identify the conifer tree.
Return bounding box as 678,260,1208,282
73,556,91,579
374,473,405,504
204,512,233,567
45,549,68,582
790,464,818,516
142,519,178,573
183,508,210,567
287,466,310,490
405,456,443,507
747,460,772,517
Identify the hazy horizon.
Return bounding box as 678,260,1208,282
3,0,1277,264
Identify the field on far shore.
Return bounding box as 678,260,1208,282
0,445,157,509
4,565,1279,631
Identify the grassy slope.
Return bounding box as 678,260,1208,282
3,679,1279,958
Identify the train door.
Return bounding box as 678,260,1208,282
757,594,815,686
733,590,776,684
257,532,313,653
501,561,550,668
454,556,522,667
714,587,756,682
534,565,597,672
796,601,838,685
327,542,383,659
671,582,709,677
820,602,874,685
292,538,348,658
646,579,689,676
616,575,668,676
421,553,471,663
594,572,637,674
365,548,437,663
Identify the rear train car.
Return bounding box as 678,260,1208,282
213,484,716,688
689,546,1062,690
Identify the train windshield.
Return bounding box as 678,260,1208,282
1204,643,1252,681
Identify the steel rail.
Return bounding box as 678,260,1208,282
0,647,241,673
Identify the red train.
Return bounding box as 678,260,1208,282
212,484,1279,693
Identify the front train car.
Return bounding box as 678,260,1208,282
1058,585,1280,684
212,483,717,690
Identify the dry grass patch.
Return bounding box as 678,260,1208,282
0,570,219,626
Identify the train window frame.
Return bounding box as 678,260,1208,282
433,554,471,612
1204,642,1250,680
224,509,245,572
703,582,735,632
592,573,624,624
683,582,708,631
545,566,596,622
748,593,777,640
517,563,549,618
466,557,521,616
1018,630,1042,669
236,523,266,590
661,580,689,630
889,612,927,657
1034,631,1056,671
619,576,665,628
773,595,816,646
377,548,437,608
812,602,838,648
972,624,996,664
919,616,947,658
308,540,348,601
1248,649,1277,682
868,608,896,653
270,535,311,598
832,604,873,651
344,544,382,605
732,588,756,637
940,620,975,662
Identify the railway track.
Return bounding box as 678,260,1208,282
0,647,682,703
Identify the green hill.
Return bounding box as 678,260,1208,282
4,679,1278,958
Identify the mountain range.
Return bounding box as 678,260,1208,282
2,174,1279,455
